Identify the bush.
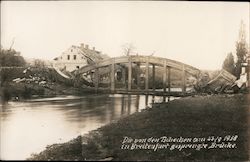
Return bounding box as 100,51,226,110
0,48,26,67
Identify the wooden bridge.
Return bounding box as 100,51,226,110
72,55,201,96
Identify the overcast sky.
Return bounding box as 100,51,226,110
1,1,249,70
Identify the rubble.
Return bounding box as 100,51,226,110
235,73,247,88
195,69,248,94
12,67,51,87
231,72,248,93
193,72,211,93
205,69,237,93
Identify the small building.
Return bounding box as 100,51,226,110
53,43,109,72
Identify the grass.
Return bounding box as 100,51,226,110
28,94,249,161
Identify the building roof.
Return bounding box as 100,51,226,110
79,46,106,63
53,43,110,63
207,69,236,86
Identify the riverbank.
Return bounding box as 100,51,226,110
0,67,96,102
0,82,96,103
28,93,249,161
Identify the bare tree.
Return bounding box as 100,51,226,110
122,43,136,56
149,51,156,56
9,37,15,50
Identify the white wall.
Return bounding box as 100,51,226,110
54,46,88,72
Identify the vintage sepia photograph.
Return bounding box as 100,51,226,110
0,1,249,161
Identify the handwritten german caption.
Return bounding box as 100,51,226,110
121,135,238,151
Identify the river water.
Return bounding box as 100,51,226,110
0,94,177,160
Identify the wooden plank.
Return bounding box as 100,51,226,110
110,59,115,91
122,67,126,87
168,67,171,92
94,68,99,92
137,63,140,89
163,60,167,92
152,64,155,91
182,64,186,93
128,57,132,91
78,55,200,76
145,57,149,91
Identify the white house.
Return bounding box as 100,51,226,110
53,43,109,72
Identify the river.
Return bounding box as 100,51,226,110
0,94,177,160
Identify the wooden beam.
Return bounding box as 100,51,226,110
145,95,149,106
182,64,186,93
152,64,155,91
128,57,132,91
137,63,140,89
145,57,149,91
163,60,167,93
110,59,115,92
94,68,99,92
121,66,126,88
152,95,155,104
78,55,200,77
168,66,171,92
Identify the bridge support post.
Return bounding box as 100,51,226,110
94,68,99,92
163,60,167,93
182,65,186,93
168,67,171,92
145,95,149,106
111,59,115,92
136,63,140,89
152,64,155,91
128,57,132,91
121,66,126,88
145,57,149,92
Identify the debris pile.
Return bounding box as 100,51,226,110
193,72,211,93
195,69,248,94
205,69,237,93
12,67,52,88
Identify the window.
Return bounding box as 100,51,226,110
71,49,73,52
76,66,79,69
74,55,77,60
67,55,70,60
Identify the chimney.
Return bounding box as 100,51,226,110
80,43,84,48
92,47,95,51
85,44,89,49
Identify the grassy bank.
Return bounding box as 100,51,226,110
28,94,249,161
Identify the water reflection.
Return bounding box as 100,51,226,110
0,94,176,160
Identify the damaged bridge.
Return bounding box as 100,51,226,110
70,55,201,96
